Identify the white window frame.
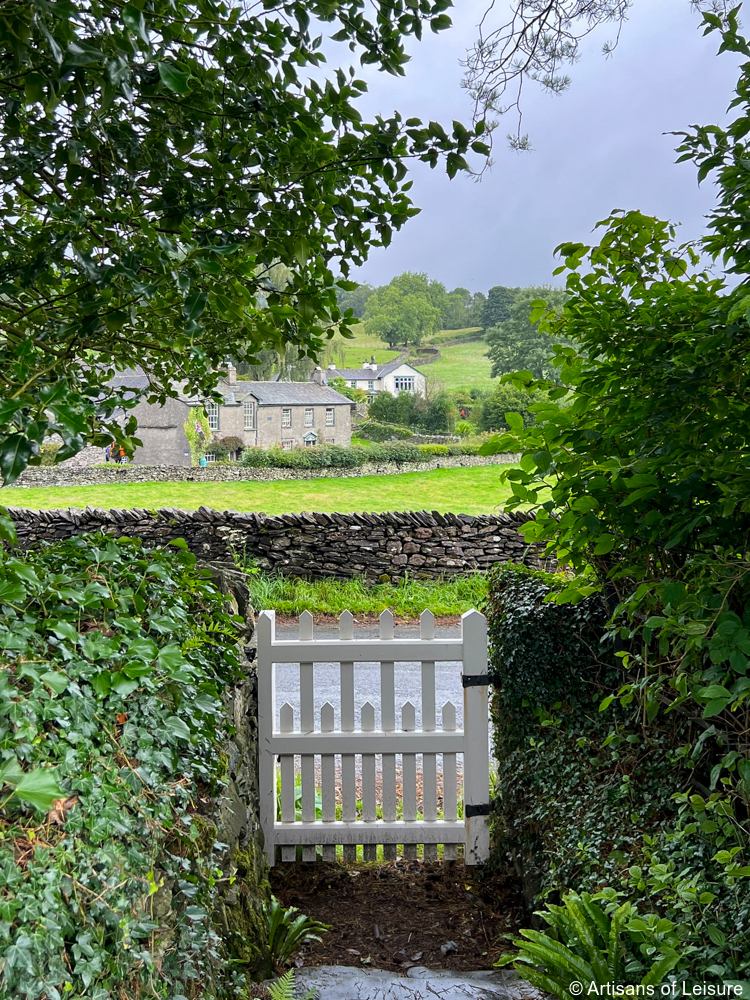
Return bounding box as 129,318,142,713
281,407,292,428
394,376,415,392
206,401,220,430
367,380,374,391
243,400,255,430
304,408,313,427
204,452,217,463
350,380,357,388
281,439,294,451
325,407,335,427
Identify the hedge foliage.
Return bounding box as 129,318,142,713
0,531,264,999
353,420,414,442
239,441,479,468
486,564,750,981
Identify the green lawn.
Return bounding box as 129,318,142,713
6,465,515,516
424,339,492,391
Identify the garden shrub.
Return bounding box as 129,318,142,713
239,442,481,469
354,420,414,442
0,532,269,999
486,563,750,980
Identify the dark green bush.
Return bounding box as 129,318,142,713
239,442,480,469
355,420,414,442
485,563,750,979
0,533,267,998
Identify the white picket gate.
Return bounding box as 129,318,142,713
257,608,490,866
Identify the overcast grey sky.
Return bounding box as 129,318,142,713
343,0,740,293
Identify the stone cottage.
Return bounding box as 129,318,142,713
112,366,355,466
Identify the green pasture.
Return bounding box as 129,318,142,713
5,464,515,516
423,339,492,391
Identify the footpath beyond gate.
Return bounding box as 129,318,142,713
257,608,490,866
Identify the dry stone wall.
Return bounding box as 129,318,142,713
7,506,548,580
10,452,514,489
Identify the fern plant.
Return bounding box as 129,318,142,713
263,897,330,975
267,969,317,1000
495,892,683,997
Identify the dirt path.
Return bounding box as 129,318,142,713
269,860,524,974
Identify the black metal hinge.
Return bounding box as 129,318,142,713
461,673,490,688
465,803,491,818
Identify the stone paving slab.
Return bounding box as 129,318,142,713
293,965,540,1000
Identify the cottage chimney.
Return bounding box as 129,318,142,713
311,367,325,385
225,362,237,385
362,360,369,369
370,355,375,364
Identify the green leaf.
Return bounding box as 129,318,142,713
184,290,207,322
158,61,192,94
122,4,149,43
13,769,64,811
41,671,69,696
505,412,523,433
0,435,33,485
164,715,191,741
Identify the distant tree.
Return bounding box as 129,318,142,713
482,286,517,329
364,274,443,348
476,382,545,432
467,291,487,328
336,284,375,319
420,391,456,433
443,287,474,329
486,286,566,381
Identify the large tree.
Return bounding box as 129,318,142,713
485,286,566,380
0,0,488,483
364,272,445,347
482,285,517,329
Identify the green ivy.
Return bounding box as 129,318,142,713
0,532,258,999
485,564,750,981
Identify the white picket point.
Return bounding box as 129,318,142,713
321,702,336,862
442,701,458,862
361,701,377,861
402,700,418,860
462,610,490,865
257,607,490,867
379,608,394,640
279,702,296,863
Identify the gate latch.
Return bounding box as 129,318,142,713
462,673,489,688
465,803,491,818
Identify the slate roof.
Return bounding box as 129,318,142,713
327,360,417,380
242,381,353,406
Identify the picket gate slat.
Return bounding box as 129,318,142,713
256,608,490,867
321,702,336,862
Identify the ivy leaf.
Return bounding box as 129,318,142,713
41,671,69,696
164,715,191,741
158,61,192,94
13,769,64,811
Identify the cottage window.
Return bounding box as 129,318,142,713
350,380,357,388
326,437,335,444
325,407,335,426
367,380,374,391
243,400,255,430
304,408,313,427
394,376,415,392
204,452,217,463
281,439,294,451
206,401,220,430
281,407,292,428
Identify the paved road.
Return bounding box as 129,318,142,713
273,622,464,733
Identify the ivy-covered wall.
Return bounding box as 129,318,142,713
485,565,750,980
0,535,270,999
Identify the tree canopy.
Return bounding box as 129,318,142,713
0,0,490,483
485,286,566,380
363,272,445,347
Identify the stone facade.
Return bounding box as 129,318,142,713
10,452,516,489
7,506,549,581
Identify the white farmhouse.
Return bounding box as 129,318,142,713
325,359,426,400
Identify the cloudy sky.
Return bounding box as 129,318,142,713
342,0,740,293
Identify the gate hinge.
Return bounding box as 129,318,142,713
462,673,489,688
465,803,491,818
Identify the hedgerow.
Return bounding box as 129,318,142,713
0,528,266,999
486,564,750,980
239,442,479,469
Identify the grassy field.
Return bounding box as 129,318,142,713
325,326,491,392
249,572,488,618
424,340,492,390
6,465,515,516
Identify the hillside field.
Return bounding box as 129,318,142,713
6,465,517,516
